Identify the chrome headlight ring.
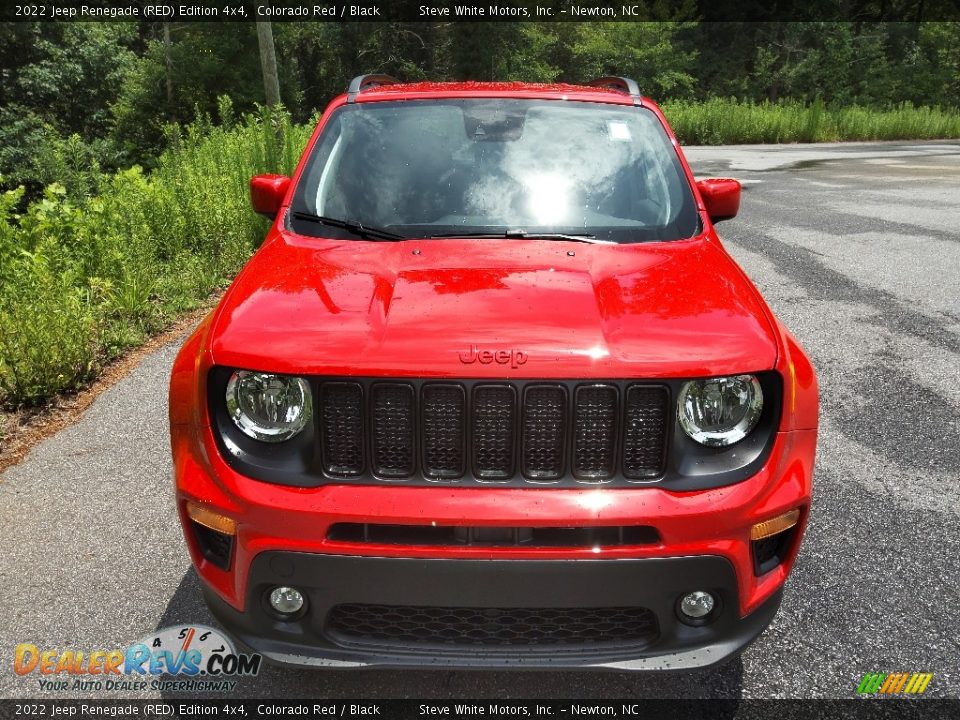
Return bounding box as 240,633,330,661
225,370,312,442
677,374,763,447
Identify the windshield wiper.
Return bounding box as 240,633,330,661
290,211,406,241
508,232,615,245
429,229,613,244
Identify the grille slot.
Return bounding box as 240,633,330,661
326,603,659,649
370,383,415,477
421,384,466,479
521,385,567,481
573,385,619,481
327,523,660,547
472,385,517,480
622,385,670,479
320,382,364,476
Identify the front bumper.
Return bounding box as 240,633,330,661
203,552,784,670
172,418,814,669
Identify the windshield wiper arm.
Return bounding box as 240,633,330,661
507,232,615,245
429,229,612,244
291,211,406,241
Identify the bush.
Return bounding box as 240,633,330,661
662,98,960,145
0,104,311,407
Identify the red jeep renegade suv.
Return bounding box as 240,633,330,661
169,76,818,670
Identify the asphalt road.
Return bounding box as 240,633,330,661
1,141,958,700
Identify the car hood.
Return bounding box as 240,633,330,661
209,234,778,378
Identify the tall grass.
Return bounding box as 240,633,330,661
0,103,311,406
663,99,960,145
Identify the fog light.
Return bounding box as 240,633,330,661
269,586,305,615
679,591,715,619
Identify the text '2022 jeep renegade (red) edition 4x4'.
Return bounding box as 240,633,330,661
169,76,818,670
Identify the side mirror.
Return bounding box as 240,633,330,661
250,174,291,219
696,178,741,222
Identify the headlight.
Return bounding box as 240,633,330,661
678,374,763,447
225,370,312,442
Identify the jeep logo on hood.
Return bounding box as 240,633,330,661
459,345,528,369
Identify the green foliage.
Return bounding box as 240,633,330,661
693,22,960,108
0,106,58,193
0,23,134,196
0,106,310,407
0,183,97,403
663,98,960,144
568,22,697,97
1,23,136,138
109,23,305,163
0,27,131,203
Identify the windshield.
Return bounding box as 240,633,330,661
290,99,699,243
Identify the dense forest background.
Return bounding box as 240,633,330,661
2,20,959,197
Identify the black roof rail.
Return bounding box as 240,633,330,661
346,74,401,103
587,76,643,106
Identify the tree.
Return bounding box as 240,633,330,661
256,20,281,106
0,23,136,194
110,23,292,161
569,23,698,98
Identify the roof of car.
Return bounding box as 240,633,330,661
346,81,648,106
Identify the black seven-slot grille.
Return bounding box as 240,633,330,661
317,380,669,484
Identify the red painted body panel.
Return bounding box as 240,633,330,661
168,81,818,665
249,174,290,218
697,178,742,221
171,416,814,618
208,232,778,379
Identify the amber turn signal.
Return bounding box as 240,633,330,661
186,502,237,536
750,509,800,541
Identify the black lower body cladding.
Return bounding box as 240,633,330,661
201,553,783,670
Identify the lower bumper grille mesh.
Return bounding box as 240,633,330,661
326,603,659,648
190,521,233,570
